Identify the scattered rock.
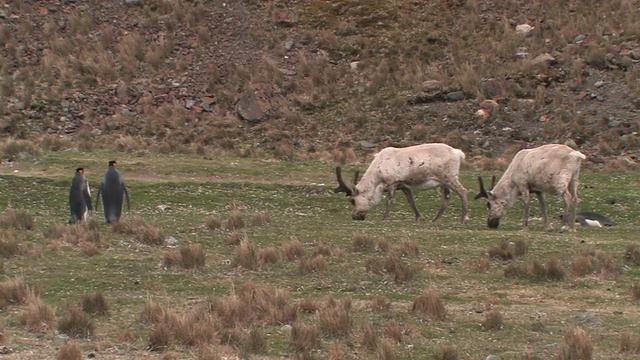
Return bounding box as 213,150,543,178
515,24,535,35
236,90,266,123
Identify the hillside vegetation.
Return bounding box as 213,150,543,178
0,0,638,168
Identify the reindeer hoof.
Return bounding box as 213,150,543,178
416,216,426,222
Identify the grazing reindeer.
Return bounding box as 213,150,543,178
475,144,586,232
334,143,469,224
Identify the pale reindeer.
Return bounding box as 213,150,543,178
475,143,587,232
334,143,469,224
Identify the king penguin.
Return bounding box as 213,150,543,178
96,160,130,223
69,167,92,224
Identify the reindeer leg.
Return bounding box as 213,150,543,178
432,186,451,223
449,178,469,224
384,184,397,221
399,185,425,221
559,191,577,233
535,192,553,232
521,190,531,231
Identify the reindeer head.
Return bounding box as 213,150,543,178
475,175,507,228
334,167,371,220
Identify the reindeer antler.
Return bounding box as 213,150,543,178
475,175,497,199
334,167,354,196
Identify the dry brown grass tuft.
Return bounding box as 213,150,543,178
532,258,566,281
162,251,180,269
370,296,391,313
258,246,280,265
147,322,171,351
298,298,320,314
361,322,379,351
488,240,528,260
377,238,391,253
298,255,327,274
179,243,206,270
0,230,23,259
243,326,268,354
383,321,411,344
135,225,165,246
252,211,271,227
139,299,170,326
282,238,306,261
111,215,148,235
571,249,622,279
318,296,353,338
313,241,333,257
235,238,258,270
20,296,56,334
412,290,447,321
56,341,83,360
384,254,418,284
205,214,222,230
81,291,109,316
0,277,30,309
58,304,94,338
225,211,245,231
395,239,420,256
352,233,375,252
365,256,384,275
433,345,459,360
0,208,34,230
630,282,640,301
377,339,397,360
289,322,321,352
556,327,592,360
619,332,640,353
624,244,640,266
482,309,503,331
224,231,244,246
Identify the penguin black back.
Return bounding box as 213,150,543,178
575,212,615,227
69,167,92,224
96,160,130,223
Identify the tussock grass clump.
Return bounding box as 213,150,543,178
620,333,640,353
624,244,640,267
0,277,30,309
571,249,622,279
178,243,206,270
377,340,397,360
384,254,418,284
56,341,83,360
630,282,640,301
258,246,279,265
20,296,55,334
352,233,375,252
252,211,271,227
111,215,148,235
298,298,320,314
532,258,566,281
382,321,410,344
318,296,353,338
433,345,458,360
57,304,94,338
394,239,420,256
370,296,391,313
204,214,222,231
365,256,384,274
243,326,268,354
0,230,23,259
139,299,170,326
412,290,447,321
313,241,333,257
555,327,592,360
377,238,391,253
0,208,34,230
225,211,245,231
488,239,528,260
282,238,306,261
238,282,298,326
482,309,503,331
135,225,165,246
81,291,109,316
361,322,379,351
147,322,171,351
289,322,321,352
235,238,258,270
224,231,244,246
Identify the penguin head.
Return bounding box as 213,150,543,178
109,160,117,167
76,168,84,175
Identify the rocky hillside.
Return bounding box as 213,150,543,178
0,0,638,168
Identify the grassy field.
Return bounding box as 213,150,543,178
0,151,639,359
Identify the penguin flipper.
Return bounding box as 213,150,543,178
123,185,131,211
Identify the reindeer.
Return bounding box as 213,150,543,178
475,144,587,232
334,143,469,224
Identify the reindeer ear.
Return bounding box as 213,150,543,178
487,191,496,200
